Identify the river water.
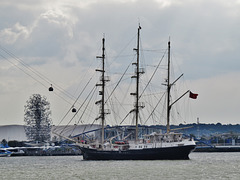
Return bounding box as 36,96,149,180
0,152,239,180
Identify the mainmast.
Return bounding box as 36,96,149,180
131,25,144,142
96,37,109,146
167,40,171,133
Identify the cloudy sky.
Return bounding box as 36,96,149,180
0,0,240,126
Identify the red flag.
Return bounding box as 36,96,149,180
189,91,198,99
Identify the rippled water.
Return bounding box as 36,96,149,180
1,153,240,180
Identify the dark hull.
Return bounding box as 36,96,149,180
194,146,240,152
80,145,196,160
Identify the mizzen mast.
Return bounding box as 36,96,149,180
167,40,171,133
166,40,191,133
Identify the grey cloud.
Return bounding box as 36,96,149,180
1,0,240,125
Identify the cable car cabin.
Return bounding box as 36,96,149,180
49,85,53,91
72,108,76,113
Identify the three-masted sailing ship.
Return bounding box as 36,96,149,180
79,26,196,160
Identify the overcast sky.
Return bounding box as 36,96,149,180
1,0,240,126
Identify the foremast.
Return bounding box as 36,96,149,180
96,37,110,146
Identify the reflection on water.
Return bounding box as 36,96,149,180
0,153,240,180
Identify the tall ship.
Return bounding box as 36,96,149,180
78,26,197,160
